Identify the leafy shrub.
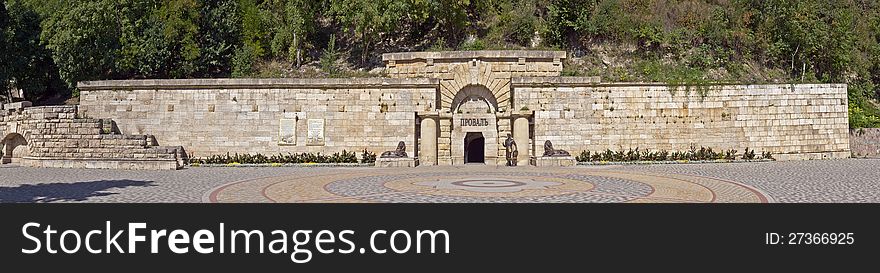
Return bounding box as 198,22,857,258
575,146,771,162
458,38,486,51
576,150,591,162
724,149,737,160
193,150,365,165
742,148,756,160
329,149,357,163
231,45,257,77
849,101,880,129
653,150,669,161
501,2,538,46
360,149,377,164
428,37,448,51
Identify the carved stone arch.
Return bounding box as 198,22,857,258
439,61,511,111
451,85,498,113
1,133,29,164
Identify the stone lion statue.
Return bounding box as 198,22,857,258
380,141,408,158
542,140,570,157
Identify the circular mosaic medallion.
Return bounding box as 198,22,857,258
451,179,529,188
208,166,769,203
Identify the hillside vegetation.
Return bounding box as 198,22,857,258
1,0,879,128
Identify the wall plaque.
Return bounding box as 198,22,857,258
459,118,490,127
306,119,325,145
278,119,296,145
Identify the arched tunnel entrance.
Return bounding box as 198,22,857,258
464,132,485,164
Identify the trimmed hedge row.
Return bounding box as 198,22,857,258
189,149,377,165
575,147,773,162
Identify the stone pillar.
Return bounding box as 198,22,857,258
419,117,438,166
513,116,530,166
494,117,510,166
438,116,453,165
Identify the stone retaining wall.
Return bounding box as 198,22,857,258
78,78,438,157
513,78,850,160
72,51,853,166
850,128,880,158
75,77,852,163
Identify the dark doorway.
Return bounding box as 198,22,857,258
464,132,485,163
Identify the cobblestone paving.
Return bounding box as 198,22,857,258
358,192,633,203
558,174,653,196
0,165,343,203
0,159,877,203
322,172,653,203
212,166,761,203
615,159,880,203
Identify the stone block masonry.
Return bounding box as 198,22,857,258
65,50,851,169
1,105,181,170
78,78,438,159
513,78,850,160
384,50,564,112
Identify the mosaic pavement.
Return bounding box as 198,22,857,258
4,159,879,203
207,166,770,203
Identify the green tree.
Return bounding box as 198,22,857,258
233,0,271,76
752,0,863,82
270,0,320,67
1,3,11,102
3,0,66,102
544,0,594,47
117,0,168,78
320,34,340,76
196,0,241,77
493,0,542,47
117,0,203,79
238,0,271,58
156,0,202,78
41,0,121,89
329,0,410,65
399,0,469,49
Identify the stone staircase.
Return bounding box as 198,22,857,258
1,104,184,170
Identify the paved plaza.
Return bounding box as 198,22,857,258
0,159,878,203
